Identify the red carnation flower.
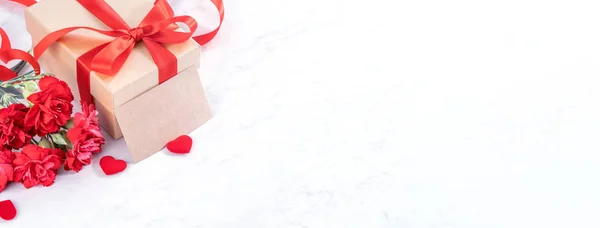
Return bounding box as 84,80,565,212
0,104,32,149
73,102,101,133
0,164,12,193
0,149,13,164
24,76,74,136
13,145,63,189
64,126,104,172
0,149,14,193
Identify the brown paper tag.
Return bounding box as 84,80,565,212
114,66,212,162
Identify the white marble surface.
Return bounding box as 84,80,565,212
3,0,600,227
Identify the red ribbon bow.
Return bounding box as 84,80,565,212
32,0,224,104
0,27,40,81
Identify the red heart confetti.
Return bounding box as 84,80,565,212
0,200,16,221
166,135,193,154
99,156,127,175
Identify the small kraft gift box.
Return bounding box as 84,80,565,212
24,0,212,162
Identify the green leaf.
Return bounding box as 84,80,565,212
3,94,19,104
0,93,20,108
1,86,23,98
0,87,11,95
50,133,68,146
0,69,42,107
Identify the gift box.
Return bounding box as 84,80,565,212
24,0,212,162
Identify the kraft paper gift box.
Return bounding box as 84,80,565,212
24,0,212,162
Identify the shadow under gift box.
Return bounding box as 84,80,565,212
24,0,212,162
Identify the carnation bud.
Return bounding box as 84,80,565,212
64,118,74,129
38,137,52,148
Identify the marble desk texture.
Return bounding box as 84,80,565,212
2,0,600,227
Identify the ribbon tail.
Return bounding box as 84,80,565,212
0,49,41,76
0,67,18,81
0,27,39,79
0,28,11,50
33,27,79,60
193,0,224,46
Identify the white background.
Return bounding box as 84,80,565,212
2,0,600,227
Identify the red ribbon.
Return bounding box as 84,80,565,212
9,0,225,45
9,0,36,6
193,0,225,46
32,0,224,104
0,27,40,81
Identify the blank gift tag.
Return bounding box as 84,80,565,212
114,66,211,162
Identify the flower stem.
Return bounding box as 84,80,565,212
10,60,26,74
46,135,55,148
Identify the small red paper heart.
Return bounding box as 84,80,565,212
166,135,193,154
99,156,127,175
0,200,16,220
